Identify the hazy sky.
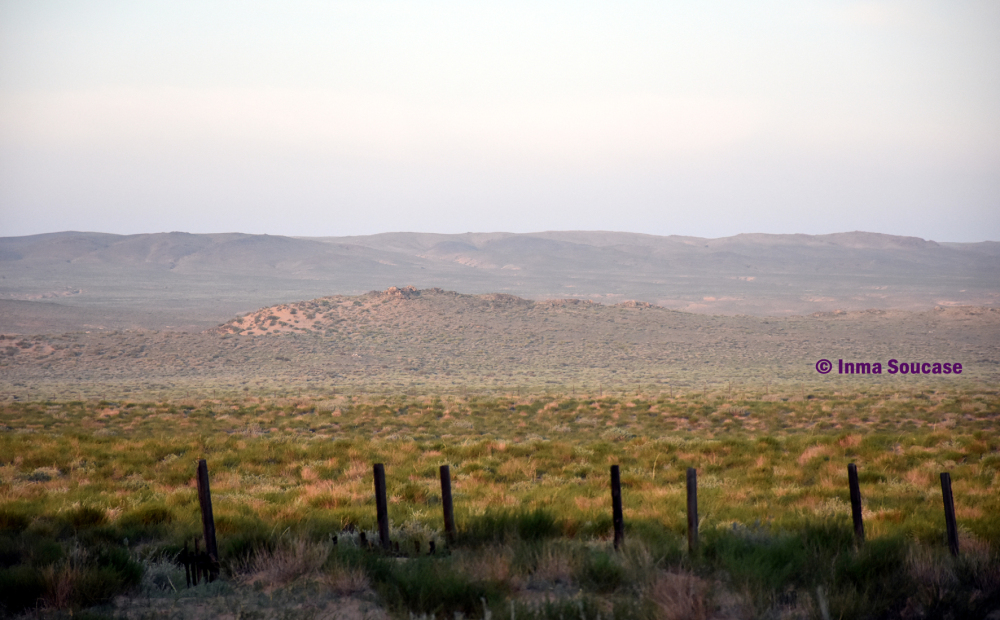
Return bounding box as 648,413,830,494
1,1,998,241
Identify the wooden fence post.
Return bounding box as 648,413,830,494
940,472,959,556
848,463,865,544
610,465,624,550
440,465,455,544
196,459,219,580
687,467,698,554
373,463,390,550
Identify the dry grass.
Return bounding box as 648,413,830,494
40,562,80,610
453,545,519,587
236,537,331,591
324,564,371,596
647,570,712,620
1,389,998,619
912,534,1000,598
796,445,831,466
530,543,578,586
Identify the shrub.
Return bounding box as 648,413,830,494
826,537,912,619
377,557,507,617
457,508,560,545
576,550,626,593
66,506,107,531
73,566,134,607
0,508,32,533
235,537,330,589
702,527,810,591
118,504,174,540
647,571,711,620
219,525,274,572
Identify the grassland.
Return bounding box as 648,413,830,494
2,387,998,619
2,288,999,617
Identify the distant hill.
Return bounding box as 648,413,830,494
1,230,997,332
211,285,651,337
2,286,997,400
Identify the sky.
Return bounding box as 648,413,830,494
1,1,998,242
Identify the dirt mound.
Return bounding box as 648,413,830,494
213,287,533,336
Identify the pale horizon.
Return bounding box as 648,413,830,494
4,228,998,246
2,1,998,242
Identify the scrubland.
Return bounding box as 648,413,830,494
2,288,999,617
3,289,999,403
2,387,998,619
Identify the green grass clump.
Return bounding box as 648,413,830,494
457,508,561,546
376,557,508,617
575,549,627,593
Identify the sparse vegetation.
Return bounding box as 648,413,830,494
2,288,998,402
1,388,998,618
1,285,998,617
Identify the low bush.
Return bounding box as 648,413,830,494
575,549,627,593
65,506,107,531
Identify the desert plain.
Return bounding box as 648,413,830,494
1,230,999,619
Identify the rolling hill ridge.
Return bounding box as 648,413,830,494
1,230,997,333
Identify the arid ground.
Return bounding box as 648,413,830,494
1,287,998,402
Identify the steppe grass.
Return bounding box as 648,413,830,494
0,387,998,618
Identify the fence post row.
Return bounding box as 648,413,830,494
610,465,624,550
359,462,961,558
847,463,865,544
195,459,219,580
940,472,960,557
686,467,698,554
373,463,391,550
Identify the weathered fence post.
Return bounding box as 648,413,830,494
686,467,698,554
196,459,219,580
440,465,456,544
848,463,865,544
610,465,624,549
940,472,959,556
373,463,390,550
